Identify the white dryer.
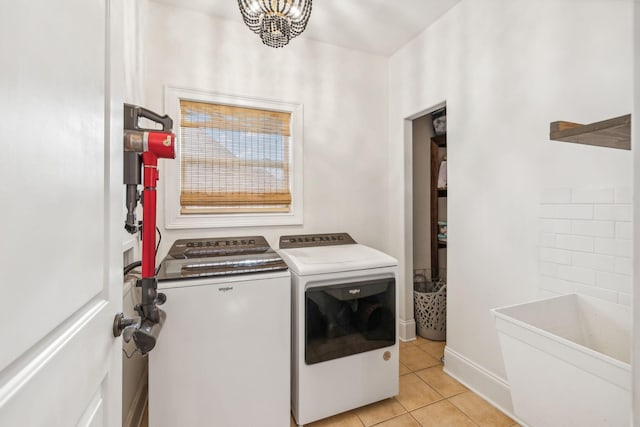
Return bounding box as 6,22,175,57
149,236,290,427
278,233,398,426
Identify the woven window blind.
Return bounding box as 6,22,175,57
179,100,292,214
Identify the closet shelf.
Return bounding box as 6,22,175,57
430,129,447,280
549,114,630,150
431,134,447,147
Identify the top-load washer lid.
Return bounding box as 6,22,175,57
156,236,288,281
277,233,397,276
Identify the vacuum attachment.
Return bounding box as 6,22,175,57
132,310,166,354
113,310,166,356
114,277,167,355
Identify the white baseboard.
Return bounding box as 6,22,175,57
443,346,525,424
399,318,416,341
124,371,148,427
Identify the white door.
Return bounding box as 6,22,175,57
0,0,123,426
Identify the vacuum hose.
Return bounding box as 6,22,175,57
124,261,142,276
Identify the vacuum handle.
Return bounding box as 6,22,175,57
124,103,173,132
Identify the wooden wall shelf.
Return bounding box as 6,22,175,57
432,134,447,147
430,134,447,280
549,114,630,150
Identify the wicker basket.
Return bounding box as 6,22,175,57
414,281,447,341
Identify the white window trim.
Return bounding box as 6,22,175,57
164,86,303,229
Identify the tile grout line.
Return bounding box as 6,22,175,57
407,411,423,426
403,342,482,427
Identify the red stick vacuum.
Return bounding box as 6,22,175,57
114,104,175,354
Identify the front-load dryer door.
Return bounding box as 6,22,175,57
305,277,395,364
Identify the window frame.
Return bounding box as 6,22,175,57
164,86,303,229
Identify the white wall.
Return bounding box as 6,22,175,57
539,186,632,304
141,2,389,256
388,0,633,413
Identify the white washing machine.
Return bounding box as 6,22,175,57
149,236,290,427
278,233,399,426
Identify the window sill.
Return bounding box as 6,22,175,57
164,210,303,229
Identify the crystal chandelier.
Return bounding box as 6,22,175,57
238,0,312,48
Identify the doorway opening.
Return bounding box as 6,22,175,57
408,103,447,342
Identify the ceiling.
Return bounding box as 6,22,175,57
151,0,461,56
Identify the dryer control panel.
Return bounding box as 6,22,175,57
279,232,356,249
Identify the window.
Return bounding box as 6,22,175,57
164,87,303,228
180,100,292,213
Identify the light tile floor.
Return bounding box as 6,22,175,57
141,337,519,427
295,337,519,427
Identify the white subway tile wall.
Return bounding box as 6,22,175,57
539,187,633,306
